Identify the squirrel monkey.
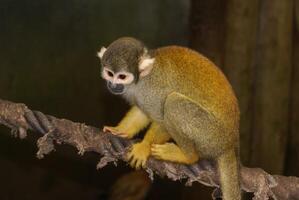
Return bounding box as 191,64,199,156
98,37,241,200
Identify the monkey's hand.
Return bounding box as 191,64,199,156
103,126,132,138
127,141,151,169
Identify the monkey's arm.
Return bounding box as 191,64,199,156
103,106,150,138
142,123,171,144
128,122,171,169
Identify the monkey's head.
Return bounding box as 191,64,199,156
97,37,155,95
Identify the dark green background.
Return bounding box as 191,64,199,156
0,0,192,199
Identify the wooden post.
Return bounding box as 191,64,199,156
189,0,226,67
223,0,260,165
285,0,299,176
250,0,293,174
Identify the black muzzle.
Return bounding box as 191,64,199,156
107,81,125,94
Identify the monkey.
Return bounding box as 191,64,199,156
98,37,241,200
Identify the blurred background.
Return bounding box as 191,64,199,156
0,0,298,199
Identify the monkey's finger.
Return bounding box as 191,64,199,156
151,150,159,156
151,149,159,155
103,126,124,136
103,127,118,135
135,159,143,170
140,160,147,169
109,131,121,136
110,132,127,138
152,154,162,160
108,130,129,137
130,157,138,168
102,127,108,132
151,144,162,149
127,152,133,161
141,159,147,168
103,126,114,132
130,160,137,169
151,148,163,159
151,145,162,154
153,144,165,148
118,133,129,138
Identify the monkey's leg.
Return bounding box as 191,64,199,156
103,106,150,138
163,92,241,200
151,142,199,164
128,123,171,169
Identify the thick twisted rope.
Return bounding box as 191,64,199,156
0,99,298,200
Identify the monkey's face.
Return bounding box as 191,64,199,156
97,37,155,95
101,67,135,95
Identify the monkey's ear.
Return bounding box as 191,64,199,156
139,49,155,77
97,47,107,59
139,57,155,77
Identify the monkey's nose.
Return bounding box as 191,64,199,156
107,81,125,94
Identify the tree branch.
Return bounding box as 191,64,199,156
0,98,298,200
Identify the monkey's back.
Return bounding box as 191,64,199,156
153,46,239,131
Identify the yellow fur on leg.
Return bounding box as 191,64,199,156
151,143,199,164
128,123,171,169
103,106,150,138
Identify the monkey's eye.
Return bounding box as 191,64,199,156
107,71,114,77
118,74,127,80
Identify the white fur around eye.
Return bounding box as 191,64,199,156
101,68,114,81
97,47,107,59
114,72,134,84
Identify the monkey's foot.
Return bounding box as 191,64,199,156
127,142,151,169
151,143,199,164
103,126,129,138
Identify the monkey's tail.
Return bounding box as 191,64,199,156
217,148,241,200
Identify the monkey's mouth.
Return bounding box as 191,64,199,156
107,82,125,95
